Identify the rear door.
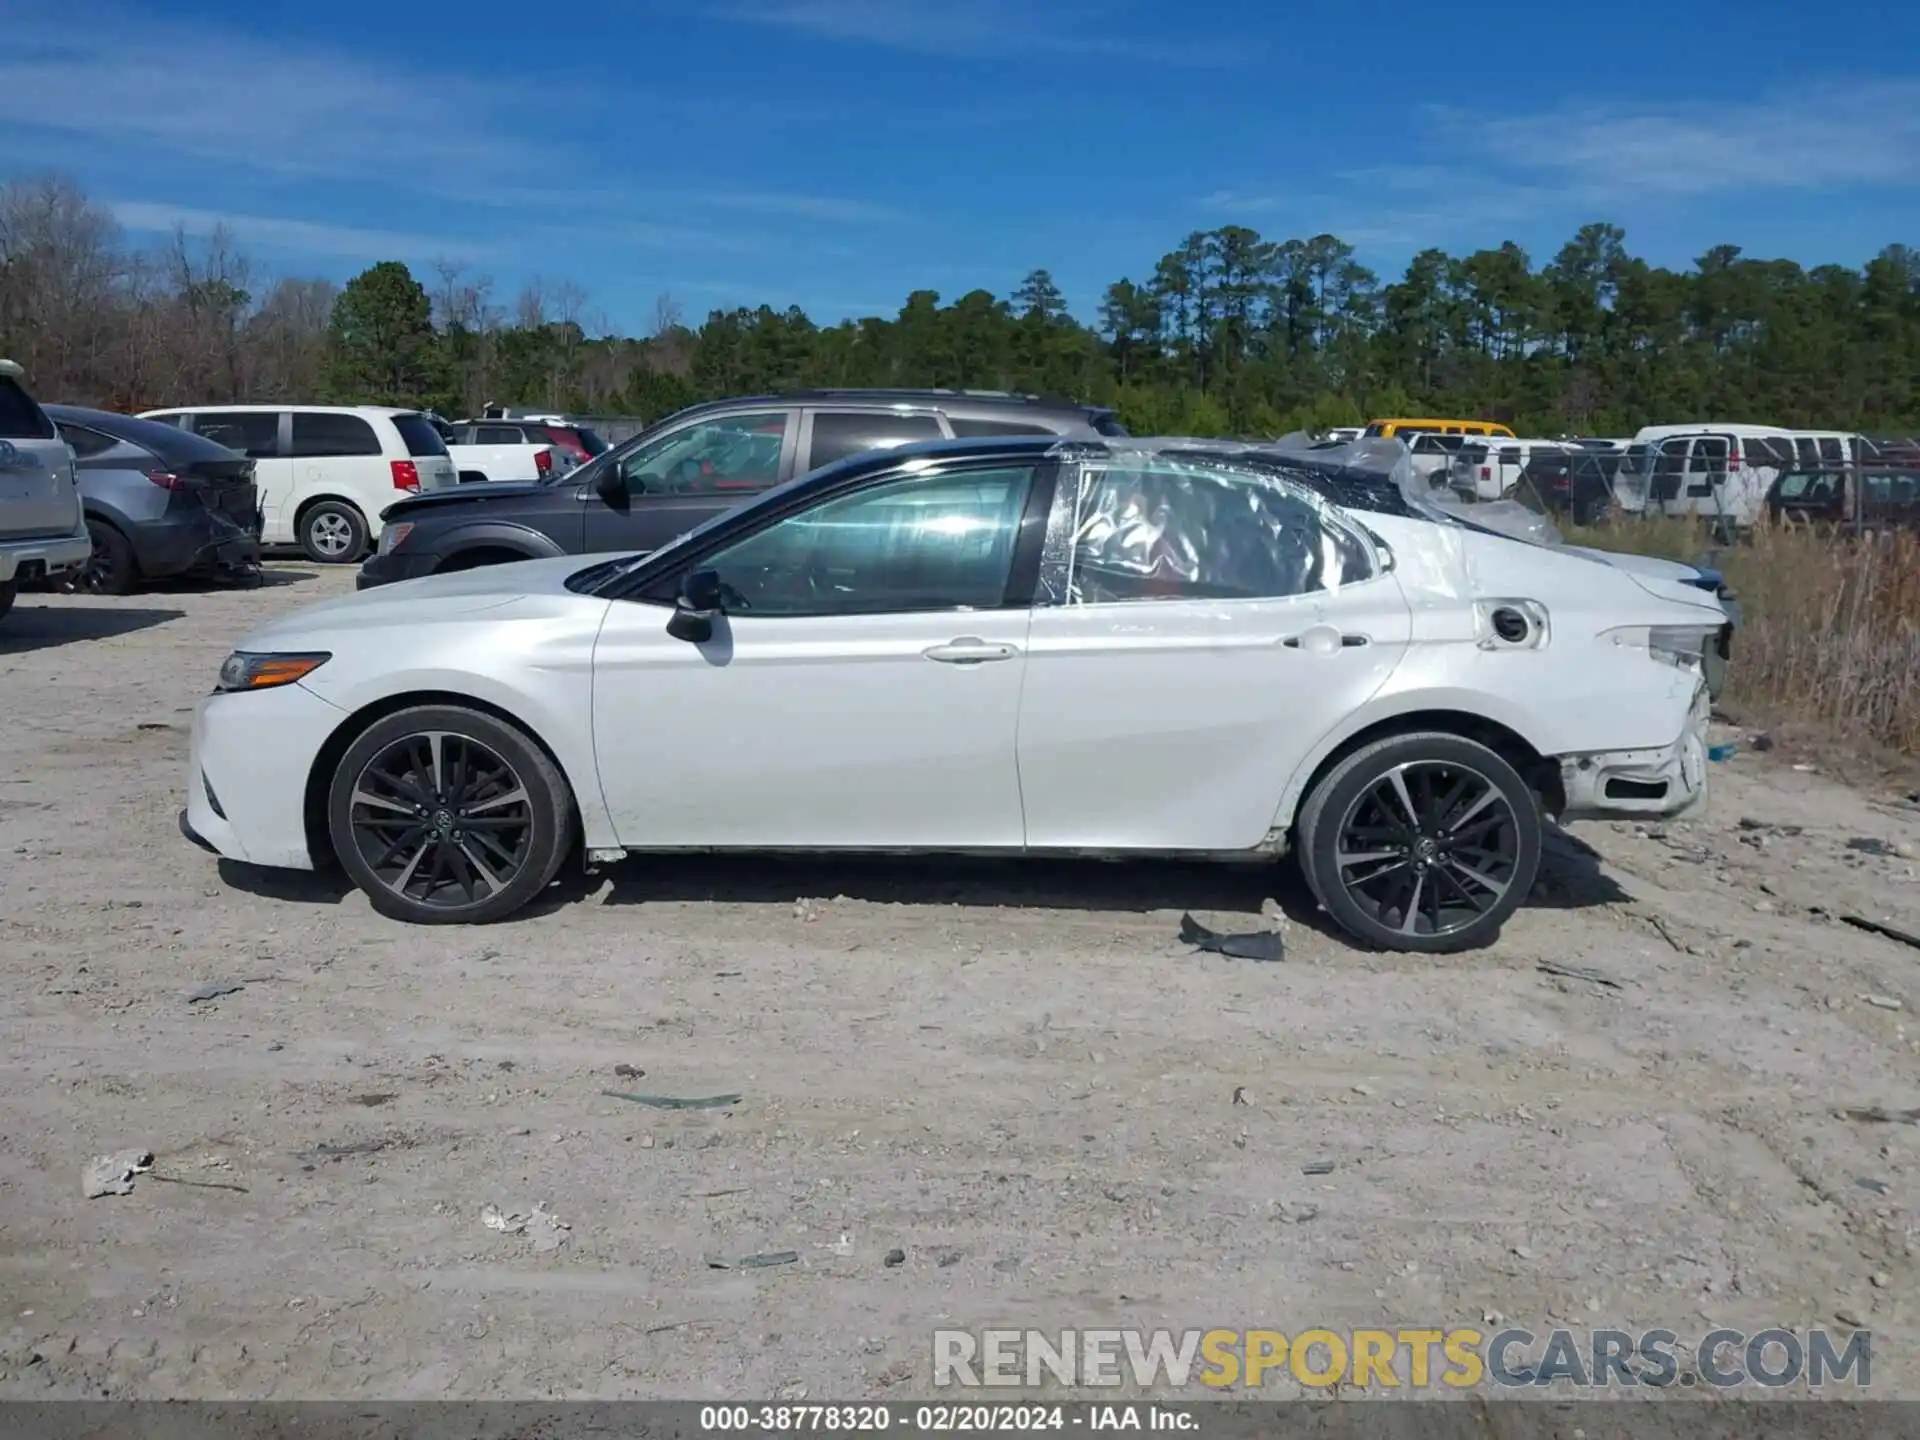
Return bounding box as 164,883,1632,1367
798,408,947,472
0,372,79,540
192,411,289,539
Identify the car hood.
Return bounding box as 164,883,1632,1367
236,555,611,650
383,481,554,518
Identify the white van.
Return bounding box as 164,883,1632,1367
1447,438,1584,501
1616,423,1840,528
136,404,457,563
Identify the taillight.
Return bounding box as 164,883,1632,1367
534,448,553,474
1480,466,1492,481
390,460,420,491
146,469,184,491
1728,448,1741,470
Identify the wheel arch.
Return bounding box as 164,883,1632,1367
430,523,566,570
302,689,582,872
1275,699,1564,840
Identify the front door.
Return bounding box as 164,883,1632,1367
1017,456,1413,851
581,410,796,557
591,460,1042,848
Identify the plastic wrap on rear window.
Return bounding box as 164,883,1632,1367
1036,446,1377,607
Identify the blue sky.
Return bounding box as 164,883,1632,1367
2,0,1914,334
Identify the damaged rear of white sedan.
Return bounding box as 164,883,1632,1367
182,435,1724,952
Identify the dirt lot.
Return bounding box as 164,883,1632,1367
4,562,1920,1401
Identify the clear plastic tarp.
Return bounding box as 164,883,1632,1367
1037,444,1378,607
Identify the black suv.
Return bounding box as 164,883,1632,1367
357,390,1124,588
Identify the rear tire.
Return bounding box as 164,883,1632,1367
327,704,573,925
1297,731,1541,954
0,580,14,621
76,520,139,595
299,501,369,564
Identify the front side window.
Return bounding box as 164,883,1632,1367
196,411,281,458
618,412,787,496
806,410,944,469
692,465,1034,617
1048,459,1374,605
291,412,381,458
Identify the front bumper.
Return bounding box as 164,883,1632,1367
184,681,347,871
356,548,438,590
0,525,91,585
1557,682,1710,822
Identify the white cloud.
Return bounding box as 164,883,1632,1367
108,201,494,263
1200,81,1920,250
0,3,550,182
720,0,1244,65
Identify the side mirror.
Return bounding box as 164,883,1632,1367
665,567,723,643
594,466,628,505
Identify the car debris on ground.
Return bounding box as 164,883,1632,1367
82,1150,153,1198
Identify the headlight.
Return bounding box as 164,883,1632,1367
378,522,414,555
216,651,330,692
1602,624,1718,670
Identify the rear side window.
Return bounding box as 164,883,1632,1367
949,418,1059,437
144,412,185,428
1819,437,1845,464
0,377,56,440
391,413,450,457
807,411,944,469
475,424,524,445
196,412,281,458
291,412,381,457
55,422,119,458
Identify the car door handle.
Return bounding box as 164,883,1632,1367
1281,629,1370,651
923,637,1019,664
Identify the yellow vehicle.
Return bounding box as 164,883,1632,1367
1363,418,1517,439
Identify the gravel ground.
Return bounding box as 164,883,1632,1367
3,563,1920,1401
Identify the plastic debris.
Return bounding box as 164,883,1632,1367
706,1251,799,1270
1301,1159,1336,1176
1178,912,1285,962
1707,743,1739,763
603,1091,742,1110
612,1064,645,1079
83,1150,153,1198
482,1203,570,1251
1537,960,1623,989
1842,1106,1920,1125
1855,1176,1892,1195
183,980,244,1004
1840,914,1920,952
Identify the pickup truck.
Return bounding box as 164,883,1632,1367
430,418,575,486
0,358,91,618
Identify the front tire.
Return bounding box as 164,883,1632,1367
299,501,369,564
327,705,574,924
1296,731,1541,953
0,579,14,621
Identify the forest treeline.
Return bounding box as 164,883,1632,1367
3,173,1916,438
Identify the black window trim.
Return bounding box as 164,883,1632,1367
612,455,1061,614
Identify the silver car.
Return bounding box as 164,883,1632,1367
0,359,90,620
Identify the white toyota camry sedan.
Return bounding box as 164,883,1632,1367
182,436,1724,953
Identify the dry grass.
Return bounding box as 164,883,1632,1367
1565,514,1920,756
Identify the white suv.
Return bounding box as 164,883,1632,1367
136,405,457,563
0,359,91,619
